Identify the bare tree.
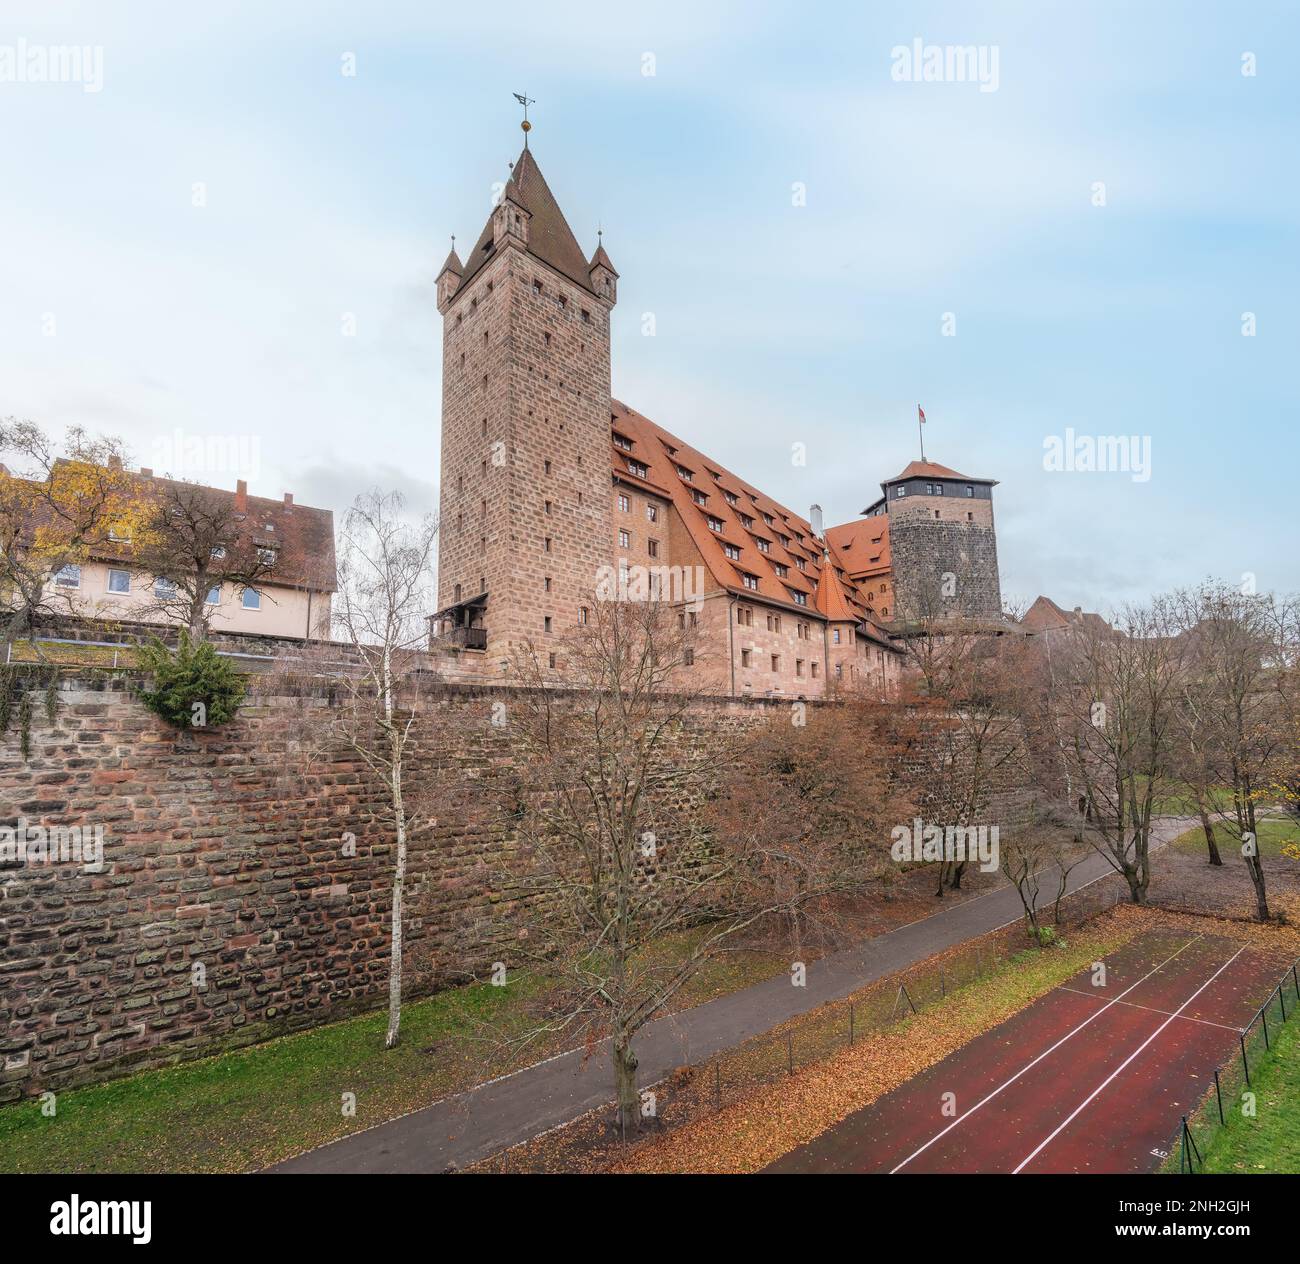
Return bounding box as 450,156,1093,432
897,617,1032,895
1037,598,1185,906
327,490,439,1046
999,824,1083,944
496,596,868,1135
1172,584,1298,921
0,420,147,645
710,694,916,957
126,481,276,639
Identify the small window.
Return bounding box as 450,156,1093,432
723,544,741,561
627,460,648,478
896,486,906,498
742,573,759,591
533,279,543,295
646,504,657,523
544,459,552,475
154,577,178,598
707,516,724,533
548,652,557,669
771,655,780,672
54,563,81,588
211,545,227,560
545,500,552,515
544,616,553,634
965,485,974,497
107,569,130,594
796,660,804,677
242,588,261,610
648,539,659,559
833,628,841,644
544,577,552,592
581,309,591,323
619,529,630,548
741,649,752,668
618,494,630,513
811,662,819,678
205,585,220,605
683,647,695,666
257,547,276,565
578,606,589,625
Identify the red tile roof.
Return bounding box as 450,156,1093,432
47,465,337,592
610,401,894,647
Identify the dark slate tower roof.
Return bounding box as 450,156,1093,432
457,147,597,295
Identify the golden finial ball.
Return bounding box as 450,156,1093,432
521,119,532,133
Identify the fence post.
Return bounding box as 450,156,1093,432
1262,1003,1270,1052
1240,1033,1250,1087
1280,982,1289,1024
1214,1068,1224,1127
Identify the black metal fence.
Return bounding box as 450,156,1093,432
1169,956,1300,1173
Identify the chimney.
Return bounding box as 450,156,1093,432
1073,606,1082,616
140,467,153,478
108,454,123,471
235,479,248,513
283,492,294,512
809,503,824,538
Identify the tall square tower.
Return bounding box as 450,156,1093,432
434,144,618,670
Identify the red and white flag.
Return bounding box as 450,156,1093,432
917,405,926,424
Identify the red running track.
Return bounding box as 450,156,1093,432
767,931,1290,1174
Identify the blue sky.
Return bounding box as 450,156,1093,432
2,0,1296,613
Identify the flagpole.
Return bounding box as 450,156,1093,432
918,406,926,462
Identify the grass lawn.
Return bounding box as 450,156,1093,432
1170,815,1300,861
0,928,785,1174
1198,1011,1300,1173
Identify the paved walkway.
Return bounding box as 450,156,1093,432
268,818,1193,1173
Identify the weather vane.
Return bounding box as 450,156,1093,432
513,92,535,145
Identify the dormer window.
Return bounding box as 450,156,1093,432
724,492,739,506
756,539,770,553
741,573,759,591
211,545,227,560
676,465,693,483
723,543,741,560
706,516,724,533
691,489,707,505
613,433,633,452
794,558,806,572
257,547,277,565
739,514,754,529
627,459,648,478
791,591,808,607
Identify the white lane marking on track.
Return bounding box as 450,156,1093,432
889,935,1204,1173
1054,984,1243,1033
1012,946,1246,1173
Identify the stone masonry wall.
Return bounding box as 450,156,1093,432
0,672,787,1101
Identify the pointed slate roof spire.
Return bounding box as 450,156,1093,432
589,236,618,278
438,237,463,279
456,146,597,295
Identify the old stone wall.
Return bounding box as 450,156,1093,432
0,671,786,1100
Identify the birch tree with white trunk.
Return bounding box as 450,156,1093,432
331,490,438,1048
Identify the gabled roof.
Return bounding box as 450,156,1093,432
438,246,463,278
1021,595,1110,636
456,147,596,296
33,464,337,592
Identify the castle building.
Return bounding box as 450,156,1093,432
430,139,1003,696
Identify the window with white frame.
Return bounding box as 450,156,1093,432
54,564,81,588
241,588,261,610
107,569,130,594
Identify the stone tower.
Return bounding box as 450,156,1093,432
877,460,1002,625
433,144,616,670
